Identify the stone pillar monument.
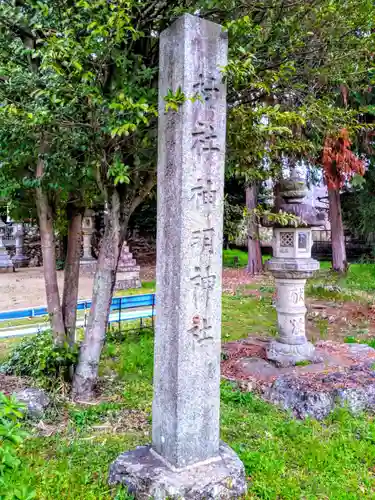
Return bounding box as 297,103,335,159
80,209,96,273
263,175,325,367
12,223,29,268
109,14,246,499
0,219,13,272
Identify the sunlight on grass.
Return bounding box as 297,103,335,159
222,294,277,341
223,248,270,268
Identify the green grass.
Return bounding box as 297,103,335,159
3,270,375,498
113,281,155,296
223,248,270,268
223,248,375,298
12,434,137,499
222,294,277,341
7,328,375,499
223,248,249,267
0,336,23,363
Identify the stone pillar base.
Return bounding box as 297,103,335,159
80,259,97,275
114,278,142,291
115,269,141,290
12,255,29,268
267,340,319,367
108,442,247,500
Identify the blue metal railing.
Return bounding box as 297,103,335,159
0,293,156,339
0,293,156,322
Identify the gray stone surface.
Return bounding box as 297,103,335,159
266,257,320,279
12,223,29,268
153,13,228,469
0,247,13,272
108,442,247,500
267,370,375,420
14,388,50,419
233,357,280,379
266,340,319,368
267,377,334,419
115,242,141,290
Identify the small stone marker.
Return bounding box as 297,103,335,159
109,14,247,499
114,241,141,290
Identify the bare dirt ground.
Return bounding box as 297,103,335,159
0,267,96,310
0,266,257,311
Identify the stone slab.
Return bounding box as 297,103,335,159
108,442,247,500
12,255,29,268
222,337,375,419
80,260,97,275
114,278,142,290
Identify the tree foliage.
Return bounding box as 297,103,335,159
0,0,374,396
322,129,366,189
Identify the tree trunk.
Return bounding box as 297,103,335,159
246,184,263,275
273,181,282,212
328,187,347,273
36,142,66,345
62,206,83,347
72,192,124,400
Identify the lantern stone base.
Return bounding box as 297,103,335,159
108,442,247,500
266,339,319,367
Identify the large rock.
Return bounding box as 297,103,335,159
222,338,375,420
14,388,50,419
266,366,375,420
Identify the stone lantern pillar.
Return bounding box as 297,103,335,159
12,223,29,268
264,175,325,367
0,219,14,272
80,209,96,273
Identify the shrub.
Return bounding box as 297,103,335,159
1,332,78,387
0,392,35,499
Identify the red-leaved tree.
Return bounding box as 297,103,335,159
322,129,365,272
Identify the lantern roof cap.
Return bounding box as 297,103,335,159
263,172,325,228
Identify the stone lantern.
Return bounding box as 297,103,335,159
263,174,325,367
80,209,97,273
12,223,29,268
0,219,14,272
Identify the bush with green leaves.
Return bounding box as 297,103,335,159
0,393,26,476
1,332,78,387
0,392,35,499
